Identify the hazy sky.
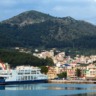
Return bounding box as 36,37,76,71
0,0,96,25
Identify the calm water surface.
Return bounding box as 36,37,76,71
0,83,96,96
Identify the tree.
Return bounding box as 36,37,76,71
40,66,48,74
0,49,54,68
57,71,67,79
45,57,54,66
75,68,81,78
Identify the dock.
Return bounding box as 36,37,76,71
48,80,96,84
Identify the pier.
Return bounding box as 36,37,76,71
48,80,96,84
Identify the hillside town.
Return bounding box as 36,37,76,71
33,49,96,80
1,48,96,81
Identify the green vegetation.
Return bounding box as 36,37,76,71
0,49,54,68
75,68,81,78
57,72,67,79
40,66,48,74
0,10,96,54
2,10,54,26
45,57,54,66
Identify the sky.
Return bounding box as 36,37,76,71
0,0,96,25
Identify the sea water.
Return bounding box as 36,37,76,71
0,83,96,96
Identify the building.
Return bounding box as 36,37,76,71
86,64,96,80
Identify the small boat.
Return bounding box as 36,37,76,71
0,65,48,85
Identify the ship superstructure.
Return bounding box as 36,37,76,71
0,62,48,84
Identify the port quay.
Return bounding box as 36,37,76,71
48,79,96,84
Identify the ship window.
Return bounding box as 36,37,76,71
3,73,8,75
34,77,36,79
28,76,30,80
31,76,33,80
21,77,22,80
31,71,36,74
25,76,27,80
10,73,12,75
37,71,40,74
18,73,23,75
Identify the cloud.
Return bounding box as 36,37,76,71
0,0,38,8
0,0,17,7
0,0,96,24
0,0,95,8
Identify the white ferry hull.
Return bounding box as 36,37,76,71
0,79,48,85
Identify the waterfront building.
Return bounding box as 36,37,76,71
47,67,58,79
67,66,76,78
86,64,96,80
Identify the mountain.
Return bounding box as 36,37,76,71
1,10,54,26
0,10,96,50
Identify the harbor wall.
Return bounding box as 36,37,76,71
48,80,96,84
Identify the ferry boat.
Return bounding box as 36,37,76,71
0,63,48,85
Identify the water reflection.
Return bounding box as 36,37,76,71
0,84,88,90
0,84,46,90
47,86,85,90
0,85,5,90
63,92,96,96
0,84,96,96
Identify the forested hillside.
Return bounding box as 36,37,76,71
0,49,53,68
0,10,96,49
